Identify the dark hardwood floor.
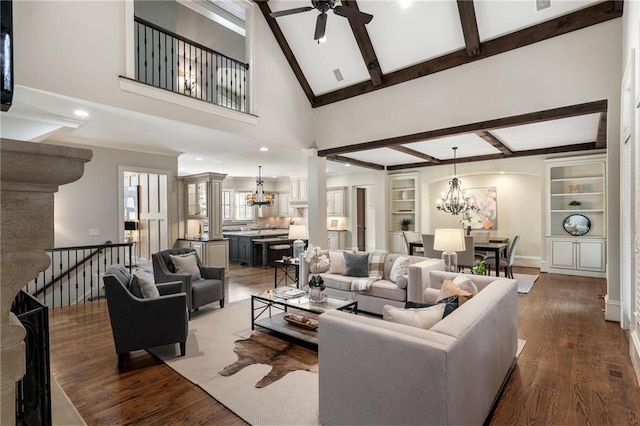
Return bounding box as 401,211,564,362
48,265,640,425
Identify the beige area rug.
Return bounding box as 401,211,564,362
513,273,539,294
152,298,527,426
150,298,320,425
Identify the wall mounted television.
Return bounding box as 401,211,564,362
1,0,13,112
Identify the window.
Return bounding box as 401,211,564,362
235,191,254,221
222,190,231,220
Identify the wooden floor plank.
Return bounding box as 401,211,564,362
47,264,640,425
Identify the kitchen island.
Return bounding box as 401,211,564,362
222,229,289,266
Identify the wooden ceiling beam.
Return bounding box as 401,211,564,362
456,0,481,56
386,142,599,171
318,100,607,157
313,1,623,107
341,0,383,86
595,111,607,149
327,155,385,170
475,130,512,155
390,146,440,163
254,1,317,106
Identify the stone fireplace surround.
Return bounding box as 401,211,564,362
0,139,92,424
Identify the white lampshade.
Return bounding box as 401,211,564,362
288,224,308,240
433,229,466,253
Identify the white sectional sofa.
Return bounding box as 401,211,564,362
318,270,519,425
299,250,442,315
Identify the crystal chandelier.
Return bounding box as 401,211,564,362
436,147,477,215
246,166,275,207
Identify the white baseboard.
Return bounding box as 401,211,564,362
604,295,621,322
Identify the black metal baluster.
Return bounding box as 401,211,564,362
144,24,148,84
136,21,140,80
66,251,70,306
75,250,79,305
164,33,168,90
171,36,175,92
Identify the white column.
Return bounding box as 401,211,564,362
306,152,327,248
0,139,91,424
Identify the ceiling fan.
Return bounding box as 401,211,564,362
270,0,374,41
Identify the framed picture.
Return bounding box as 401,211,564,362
463,187,497,230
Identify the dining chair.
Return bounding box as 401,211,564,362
421,234,442,259
486,235,520,278
403,231,424,255
456,236,478,272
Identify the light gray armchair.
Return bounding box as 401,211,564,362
152,248,225,313
103,265,188,369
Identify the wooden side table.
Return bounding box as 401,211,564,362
274,260,300,288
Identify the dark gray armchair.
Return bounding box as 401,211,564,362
103,265,188,369
152,248,225,313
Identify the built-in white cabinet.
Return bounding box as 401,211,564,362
327,230,346,250
180,172,227,239
545,155,606,277
549,238,605,272
388,172,419,253
177,239,229,269
290,177,307,205
327,187,346,216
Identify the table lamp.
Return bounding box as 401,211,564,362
433,228,465,273
288,224,308,261
124,220,139,242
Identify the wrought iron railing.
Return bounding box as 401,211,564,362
134,16,249,112
24,242,134,309
12,291,51,426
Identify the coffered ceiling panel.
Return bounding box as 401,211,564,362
475,0,601,41
363,0,465,73
406,133,501,159
492,113,601,150
340,147,421,166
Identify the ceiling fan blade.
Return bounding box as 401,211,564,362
333,5,373,24
270,6,314,18
314,13,328,40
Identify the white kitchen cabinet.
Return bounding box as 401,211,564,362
176,239,229,269
389,231,407,254
258,193,279,217
327,230,346,250
278,193,293,217
290,177,307,205
327,187,346,216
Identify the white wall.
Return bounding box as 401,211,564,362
13,1,313,151
52,142,178,247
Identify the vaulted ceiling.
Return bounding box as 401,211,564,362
256,0,621,170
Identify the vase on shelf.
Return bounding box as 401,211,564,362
401,191,408,200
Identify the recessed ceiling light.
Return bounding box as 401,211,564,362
272,175,277,179
345,163,351,167
260,147,268,152
195,157,203,161
399,0,413,9
318,36,327,43
500,171,505,174
73,109,89,118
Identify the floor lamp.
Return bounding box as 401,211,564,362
433,228,466,273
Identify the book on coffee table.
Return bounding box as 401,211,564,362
273,286,307,300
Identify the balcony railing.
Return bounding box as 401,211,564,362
24,242,134,309
134,16,249,112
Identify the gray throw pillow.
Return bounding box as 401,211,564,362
344,252,369,277
133,269,160,298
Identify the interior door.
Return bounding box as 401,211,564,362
356,188,366,251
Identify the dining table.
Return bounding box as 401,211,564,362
407,239,509,277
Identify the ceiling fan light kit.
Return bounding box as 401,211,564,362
270,0,373,41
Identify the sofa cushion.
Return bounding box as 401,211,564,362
395,274,409,289
437,278,474,305
453,274,479,296
133,269,160,299
382,303,446,329
364,280,407,302
170,252,202,281
329,251,347,274
390,256,410,283
406,295,459,318
321,273,355,292
344,252,369,277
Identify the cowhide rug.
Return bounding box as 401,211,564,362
218,332,318,388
